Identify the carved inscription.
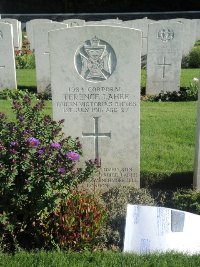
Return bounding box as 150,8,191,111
0,31,3,39
157,28,174,42
157,57,172,78
84,167,139,189
82,117,111,166
56,86,137,113
75,36,117,82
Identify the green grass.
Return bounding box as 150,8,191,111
16,69,37,90
181,69,200,88
1,251,200,267
141,101,197,187
16,68,200,91
0,99,52,121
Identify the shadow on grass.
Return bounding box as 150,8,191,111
141,171,193,190
17,85,37,93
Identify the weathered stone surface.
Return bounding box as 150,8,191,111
124,18,155,56
26,19,52,50
0,22,17,90
0,18,22,49
170,18,196,55
49,25,141,190
62,19,85,27
193,86,200,189
146,21,183,95
34,22,68,92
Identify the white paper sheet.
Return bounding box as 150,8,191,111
123,205,200,254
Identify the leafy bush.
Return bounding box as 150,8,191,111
15,50,35,69
97,186,155,250
188,47,200,68
0,94,97,251
0,89,52,101
43,190,107,251
167,189,200,214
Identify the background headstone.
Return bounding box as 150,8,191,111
62,19,85,27
0,18,22,50
49,25,141,190
33,22,68,92
146,21,183,95
193,87,200,189
193,19,200,41
86,20,123,26
170,18,195,56
26,19,52,50
0,22,17,90
124,18,155,56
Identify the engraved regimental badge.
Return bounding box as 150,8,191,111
75,36,117,82
157,28,174,42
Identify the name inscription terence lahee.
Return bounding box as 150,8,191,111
56,86,137,114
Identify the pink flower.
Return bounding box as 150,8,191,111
27,137,39,147
51,143,61,149
66,151,79,161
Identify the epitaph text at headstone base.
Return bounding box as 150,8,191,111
26,19,52,50
0,23,17,90
146,22,183,95
49,26,141,191
34,22,68,92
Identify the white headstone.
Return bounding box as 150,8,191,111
0,18,22,50
26,19,52,50
124,205,200,254
193,19,200,41
124,18,155,56
49,26,141,190
33,22,68,92
146,21,183,95
62,19,85,27
18,20,22,50
86,19,123,26
0,23,17,90
170,18,195,55
193,86,200,189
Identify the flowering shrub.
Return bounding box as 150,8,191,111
42,190,107,251
0,95,97,251
145,78,199,102
15,49,35,69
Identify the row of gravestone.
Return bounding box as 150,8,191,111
1,19,200,193
0,17,198,94
0,17,199,94
25,18,198,94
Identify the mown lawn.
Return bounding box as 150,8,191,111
1,251,200,267
15,68,200,90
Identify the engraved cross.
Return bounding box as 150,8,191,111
82,117,111,166
157,57,172,79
